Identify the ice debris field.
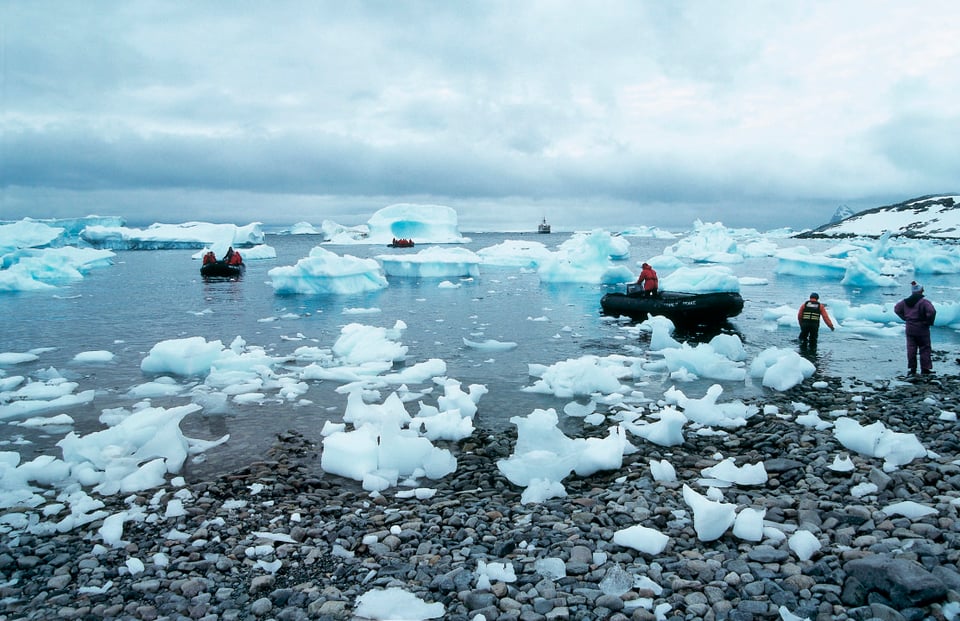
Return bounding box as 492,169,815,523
3,205,960,619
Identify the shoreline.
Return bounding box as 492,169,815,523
2,372,960,620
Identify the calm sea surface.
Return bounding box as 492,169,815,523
3,232,959,480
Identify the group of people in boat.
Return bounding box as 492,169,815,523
390,238,414,247
202,246,243,266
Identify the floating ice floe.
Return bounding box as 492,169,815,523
0,246,115,292
537,229,634,284
287,221,319,235
0,219,67,252
658,265,741,293
477,239,553,268
81,221,264,251
377,246,481,278
662,220,747,264
268,247,388,294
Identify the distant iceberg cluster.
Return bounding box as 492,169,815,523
81,221,266,253
0,217,272,291
0,218,117,292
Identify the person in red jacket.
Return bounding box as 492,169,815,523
797,292,834,350
223,247,243,266
202,250,217,265
636,263,658,296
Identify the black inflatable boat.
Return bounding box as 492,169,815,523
200,261,245,279
601,286,743,325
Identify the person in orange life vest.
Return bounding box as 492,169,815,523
797,292,834,350
202,251,217,265
894,281,937,376
636,263,658,296
223,247,243,265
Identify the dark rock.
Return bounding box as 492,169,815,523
843,556,947,607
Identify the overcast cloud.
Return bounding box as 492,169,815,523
2,1,958,231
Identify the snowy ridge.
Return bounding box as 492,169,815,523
802,195,960,239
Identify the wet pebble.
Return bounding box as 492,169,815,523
2,374,960,619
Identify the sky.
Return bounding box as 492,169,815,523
2,1,959,232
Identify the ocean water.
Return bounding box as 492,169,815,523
3,232,959,480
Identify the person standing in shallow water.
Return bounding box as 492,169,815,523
894,281,937,376
797,292,834,351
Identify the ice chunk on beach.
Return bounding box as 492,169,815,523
682,484,735,541
354,587,444,620
833,417,927,468
749,348,815,391
613,525,669,555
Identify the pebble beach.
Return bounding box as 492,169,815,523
3,370,960,621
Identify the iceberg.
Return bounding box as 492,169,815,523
0,216,125,249
377,246,481,278
477,239,553,268
367,204,470,245
0,220,66,252
80,221,265,252
269,247,388,294
659,265,740,293
0,247,116,292
321,219,369,243
288,221,320,235
537,229,634,284
775,247,848,278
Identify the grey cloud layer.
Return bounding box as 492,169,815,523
3,1,958,229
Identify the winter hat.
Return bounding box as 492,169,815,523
642,263,650,268
809,292,819,299
911,281,923,294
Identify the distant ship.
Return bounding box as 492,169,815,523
537,217,551,234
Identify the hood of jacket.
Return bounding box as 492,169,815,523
904,292,924,308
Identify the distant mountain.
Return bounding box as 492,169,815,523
829,204,855,223
798,194,960,239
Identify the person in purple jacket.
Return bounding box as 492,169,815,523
893,281,937,376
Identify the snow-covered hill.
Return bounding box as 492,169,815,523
800,195,960,239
